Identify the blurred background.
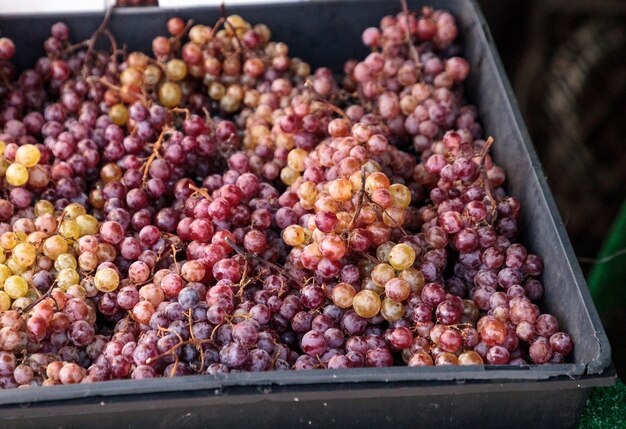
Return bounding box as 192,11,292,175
1,0,624,375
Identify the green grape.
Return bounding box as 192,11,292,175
389,184,411,208
6,258,26,275
59,220,81,241
287,149,307,172
4,275,28,299
11,297,31,311
94,268,120,293
5,163,28,186
0,291,10,311
388,243,416,271
15,144,41,168
43,235,68,260
54,253,77,271
63,203,87,220
158,82,182,107
0,264,11,286
76,214,99,236
165,59,187,81
352,290,381,319
57,268,80,291
34,200,54,216
66,284,87,300
280,166,299,185
282,225,306,246
371,263,395,287
108,103,129,126
11,243,36,267
0,232,18,250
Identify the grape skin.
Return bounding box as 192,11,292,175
0,4,574,389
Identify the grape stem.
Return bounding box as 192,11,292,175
304,80,352,124
187,183,214,201
225,238,300,285
147,327,215,367
170,107,191,120
171,243,180,274
186,308,207,372
64,40,90,54
82,5,114,79
224,21,245,56
103,29,119,71
348,167,367,230
87,76,148,104
400,0,421,66
20,281,57,315
357,251,380,264
211,17,226,39
219,3,247,58
142,126,172,186
202,107,212,124
170,19,194,58
478,136,497,216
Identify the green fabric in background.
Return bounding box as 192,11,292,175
580,200,626,428
587,200,626,314
579,380,626,429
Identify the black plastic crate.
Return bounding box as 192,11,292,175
0,1,614,427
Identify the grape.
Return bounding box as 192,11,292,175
529,338,552,364
458,351,483,365
479,318,506,346
220,343,249,369
0,38,16,60
15,144,41,167
408,352,434,367
388,244,416,270
352,290,381,319
6,163,28,187
4,276,28,299
94,268,120,293
0,4,573,389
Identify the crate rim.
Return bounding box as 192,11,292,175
0,0,614,407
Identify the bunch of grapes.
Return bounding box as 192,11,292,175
0,3,575,390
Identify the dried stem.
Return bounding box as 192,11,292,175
87,76,148,104
225,238,300,285
211,17,226,37
202,107,212,124
169,107,191,120
142,126,171,186
103,29,119,71
82,6,114,79
188,183,214,202
185,308,207,372
20,281,57,315
170,19,194,56
304,80,352,124
400,0,421,66
357,251,380,264
348,167,367,230
64,40,90,54
171,243,180,274
478,136,497,214
235,259,251,298
147,328,215,366
223,17,245,55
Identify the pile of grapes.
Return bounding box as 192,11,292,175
0,5,573,388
